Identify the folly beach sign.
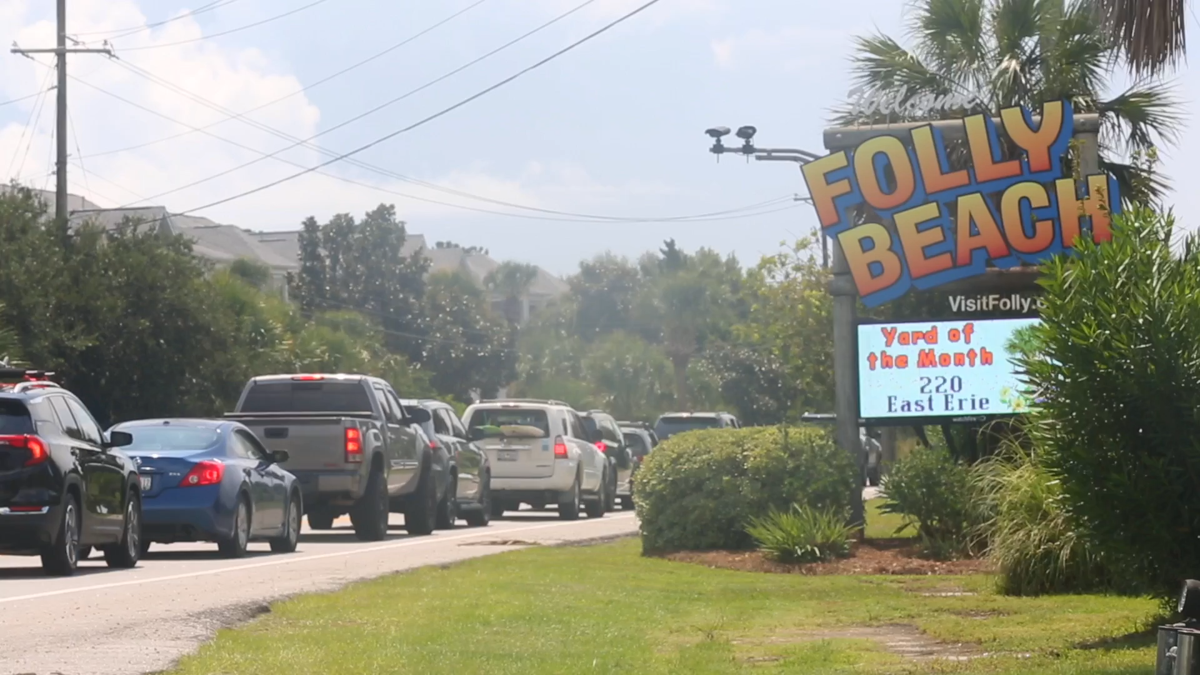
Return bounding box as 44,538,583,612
803,100,1119,307
845,85,981,119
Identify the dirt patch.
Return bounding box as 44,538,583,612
734,624,981,661
459,539,544,547
662,539,993,576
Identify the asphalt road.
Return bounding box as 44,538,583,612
0,508,640,675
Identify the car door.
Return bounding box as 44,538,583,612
602,418,631,482
383,387,421,489
232,430,285,534
567,412,602,491
440,408,479,500
57,397,124,539
371,385,407,493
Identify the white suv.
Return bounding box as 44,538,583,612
461,399,610,520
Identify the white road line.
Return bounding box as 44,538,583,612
0,514,636,605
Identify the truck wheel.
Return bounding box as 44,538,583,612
585,473,606,519
464,473,491,527
307,510,334,530
489,499,506,518
405,466,437,536
351,467,390,542
558,475,581,521
621,496,635,510
604,469,617,512
41,493,81,577
435,474,458,530
104,490,142,568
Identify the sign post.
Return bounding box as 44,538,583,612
815,101,1108,529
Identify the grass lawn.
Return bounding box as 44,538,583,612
865,498,913,540
173,536,1159,675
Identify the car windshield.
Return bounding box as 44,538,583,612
118,426,222,455
0,401,33,435
466,408,550,438
654,416,720,439
239,381,372,414
623,432,651,457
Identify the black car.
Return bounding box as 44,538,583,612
653,411,741,441
398,398,492,527
0,369,142,576
618,424,658,509
581,410,633,512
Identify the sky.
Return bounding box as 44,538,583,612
0,0,1196,277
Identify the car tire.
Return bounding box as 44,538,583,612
489,498,506,519
585,473,606,519
41,492,81,577
307,510,335,530
104,490,142,569
435,474,458,530
404,466,437,536
218,495,251,558
352,466,390,542
79,545,92,560
620,496,635,510
270,491,302,553
558,475,581,521
604,469,617,513
464,473,491,528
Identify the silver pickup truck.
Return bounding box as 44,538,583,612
225,374,446,540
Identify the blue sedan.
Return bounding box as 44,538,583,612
109,419,302,558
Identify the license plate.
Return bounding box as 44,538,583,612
139,476,152,491
498,450,518,462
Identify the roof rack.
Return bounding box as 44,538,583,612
12,380,64,393
0,368,63,395
478,398,571,407
618,420,652,429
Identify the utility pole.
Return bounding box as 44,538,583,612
12,0,112,227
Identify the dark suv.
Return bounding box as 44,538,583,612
653,412,741,441
0,369,142,576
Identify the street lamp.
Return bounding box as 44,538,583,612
706,125,828,268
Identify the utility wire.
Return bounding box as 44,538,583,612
71,0,241,39
6,69,54,179
0,90,49,108
67,70,786,224
81,0,493,160
68,109,91,197
115,0,332,52
115,0,604,206
180,0,666,215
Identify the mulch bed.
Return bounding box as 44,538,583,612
661,539,994,576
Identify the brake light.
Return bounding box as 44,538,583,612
0,434,48,466
553,436,568,459
292,374,325,381
595,441,607,452
345,427,363,463
8,505,45,512
179,460,224,487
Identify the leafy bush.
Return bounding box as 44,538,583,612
636,425,858,554
1024,209,1200,599
972,443,1118,595
746,505,855,564
880,442,982,559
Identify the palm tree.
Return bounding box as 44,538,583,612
837,0,1181,206
485,262,539,326
1089,0,1187,75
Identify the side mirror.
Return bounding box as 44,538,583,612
402,408,431,425
271,450,290,464
106,430,133,449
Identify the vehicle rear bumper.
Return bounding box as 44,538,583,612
290,469,364,510
142,485,227,542
492,460,577,495
0,503,62,554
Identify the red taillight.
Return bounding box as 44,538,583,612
553,436,568,459
179,460,224,487
8,505,45,512
0,434,48,466
292,374,325,381
595,441,607,452
430,441,437,449
345,427,363,463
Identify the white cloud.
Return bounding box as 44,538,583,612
0,0,655,234
533,0,722,28
711,25,853,71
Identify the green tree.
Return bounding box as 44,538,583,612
420,271,515,401
582,332,673,420
485,261,539,326
840,0,1181,205
228,257,272,289
569,253,643,341
1089,0,1187,75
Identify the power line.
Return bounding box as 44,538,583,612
114,0,604,206
67,108,90,197
0,90,49,108
180,0,666,215
8,72,54,180
80,0,493,160
70,0,240,39
55,64,792,225
114,0,333,52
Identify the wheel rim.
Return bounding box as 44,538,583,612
126,500,140,559
448,479,458,521
64,503,78,565
289,500,300,544
236,502,249,549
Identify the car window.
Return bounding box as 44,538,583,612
233,430,267,460
48,396,81,440
384,390,407,421
603,419,623,444
623,432,651,458
0,400,35,435
64,398,104,446
240,380,374,414
569,413,588,440
433,409,452,436
116,425,222,455
446,410,468,439
465,408,550,438
373,386,400,423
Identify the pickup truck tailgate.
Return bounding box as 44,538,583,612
236,416,357,472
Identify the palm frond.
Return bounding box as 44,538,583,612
1100,156,1171,207
1091,0,1188,76
1098,81,1184,151
912,0,990,79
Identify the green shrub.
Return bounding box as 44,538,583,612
880,443,982,559
972,443,1118,596
636,425,858,554
746,505,855,564
1024,209,1200,599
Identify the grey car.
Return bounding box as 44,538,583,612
399,399,492,527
